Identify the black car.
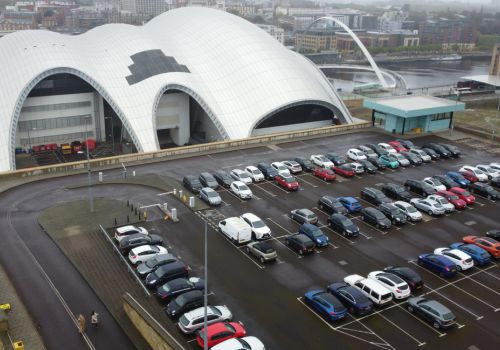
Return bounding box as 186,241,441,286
378,203,407,225
157,277,205,303
432,175,459,190
136,253,178,278
294,157,315,172
404,179,436,196
382,183,412,202
165,290,204,318
183,175,203,193
367,157,386,170
213,170,232,188
400,151,422,166
486,229,500,241
360,187,391,206
439,143,461,157
469,182,500,200
365,143,388,156
361,207,391,229
396,139,415,149
327,282,373,316
359,159,377,174
422,147,440,160
422,142,450,158
257,162,279,180
118,233,163,254
327,213,359,237
284,234,315,255
383,266,423,291
491,177,500,189
145,260,189,289
318,195,348,215
199,172,219,189
325,152,347,166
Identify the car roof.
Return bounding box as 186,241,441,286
131,244,157,253
241,212,260,221
183,305,219,320
184,175,197,180
340,197,358,203
245,165,258,170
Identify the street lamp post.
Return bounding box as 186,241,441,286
83,116,94,213
27,126,36,152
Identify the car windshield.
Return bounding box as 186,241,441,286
310,228,323,237
333,202,343,209
395,154,405,160
239,184,249,191
318,156,329,162
239,172,250,178
475,169,486,175
303,160,313,166
406,206,417,213
224,323,236,332
207,191,219,198
437,198,447,204
284,177,295,183
192,180,202,186
251,170,260,175
341,218,353,226
252,220,266,228
276,164,287,171
462,190,471,196
159,284,171,292
340,164,352,170
449,195,459,200
374,211,386,219
442,312,454,320
179,315,189,326
434,202,443,208
484,185,494,191
146,258,159,267
307,214,316,219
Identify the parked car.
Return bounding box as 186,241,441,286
230,181,253,199
128,245,168,265
378,155,399,169
199,187,222,206
435,190,466,210
244,166,265,182
196,322,246,348
490,177,500,189
294,157,314,172
393,201,422,222
459,166,489,182
347,148,367,161
245,241,277,263
183,175,203,193
393,153,410,167
119,233,163,254
338,197,362,213
299,223,329,247
367,271,410,299
327,213,360,237
166,290,204,319
434,248,473,271
439,143,461,157
360,187,391,206
240,213,271,240
310,154,334,168
417,253,457,277
290,208,318,224
327,282,373,316
396,139,415,149
434,174,460,190
178,305,232,334
274,174,300,191
490,162,500,171
361,207,391,229
422,142,450,158
358,145,379,159
365,143,388,156
409,148,431,162
157,277,205,303
271,161,291,176
422,147,440,160
230,169,252,185
446,171,470,188
449,243,491,266
199,172,219,189
114,225,148,242
449,187,475,205
410,198,446,216
318,196,348,215
378,203,407,225
423,177,446,192
367,157,387,170
486,229,500,241
407,297,456,329
284,234,315,255
405,179,436,196
304,289,347,321
383,266,423,291
427,194,455,213
460,170,479,183
326,152,347,165
462,235,500,258
332,164,355,177
256,162,279,180
349,162,365,174
400,151,422,165
213,170,233,188
388,141,408,153
359,159,377,174
378,142,397,154
313,167,336,181
136,253,177,278
210,337,264,350
145,260,189,289
343,274,393,306
218,217,252,244
382,183,412,202
469,182,500,200
282,160,302,174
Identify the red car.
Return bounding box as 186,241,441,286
463,236,500,258
333,164,355,178
449,187,475,205
459,170,479,183
313,167,336,181
196,322,246,348
388,141,408,153
274,174,299,191
436,190,466,210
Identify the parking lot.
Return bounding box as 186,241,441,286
107,131,499,350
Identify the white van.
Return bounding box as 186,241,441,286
218,217,252,244
344,274,393,306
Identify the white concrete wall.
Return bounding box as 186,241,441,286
251,120,332,136
156,93,189,146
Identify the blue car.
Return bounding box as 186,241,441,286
450,242,491,266
304,289,347,321
299,223,329,247
338,197,362,213
327,282,373,316
446,172,470,188
417,254,457,278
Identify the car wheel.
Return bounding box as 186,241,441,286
260,256,265,263
427,210,433,216
433,321,441,329
456,265,462,271
407,305,414,313
245,247,250,253
343,230,347,237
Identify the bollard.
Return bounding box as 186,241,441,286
173,188,177,196
143,211,147,221
127,215,129,223
178,190,183,199
114,218,117,226
133,170,136,177
189,196,195,208
163,203,168,211
98,172,103,182
171,208,177,221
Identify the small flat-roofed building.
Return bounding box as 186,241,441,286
363,95,465,135
460,75,500,91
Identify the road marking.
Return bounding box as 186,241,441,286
138,203,161,209
471,266,500,282
423,286,483,320
266,217,293,234
252,183,277,197
457,271,500,296
322,225,356,245
296,175,319,188
377,312,426,347
395,304,447,337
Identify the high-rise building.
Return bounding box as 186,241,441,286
419,17,476,50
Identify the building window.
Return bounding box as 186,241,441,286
18,115,91,132
431,113,450,121
21,101,91,113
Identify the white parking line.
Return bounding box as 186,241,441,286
296,175,319,188
457,270,500,296
266,217,294,234
252,183,277,197
377,312,426,347
423,286,483,320
322,225,356,245
471,266,500,282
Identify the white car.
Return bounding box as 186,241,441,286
240,213,271,240
347,148,367,161
244,166,265,182
349,162,364,174
409,148,431,162
230,181,253,199
128,245,168,265
211,337,265,350
410,198,446,216
230,169,252,185
459,166,489,182
427,195,455,213
393,201,422,222
368,271,411,299
114,225,148,242
489,162,500,172
271,161,291,176
476,164,500,179
178,305,232,334
310,155,333,168
423,177,446,192
378,143,397,154
434,248,474,271
393,153,410,167
282,160,302,174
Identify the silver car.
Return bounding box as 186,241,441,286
199,187,222,206
410,198,445,216
178,305,232,334
407,297,456,329
246,241,277,263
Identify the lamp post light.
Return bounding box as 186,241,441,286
27,126,36,153
78,116,94,213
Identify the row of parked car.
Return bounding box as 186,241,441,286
113,225,265,349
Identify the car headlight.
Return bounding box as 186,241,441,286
316,239,321,243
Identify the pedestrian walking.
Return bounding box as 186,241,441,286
90,310,99,328
77,314,86,334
